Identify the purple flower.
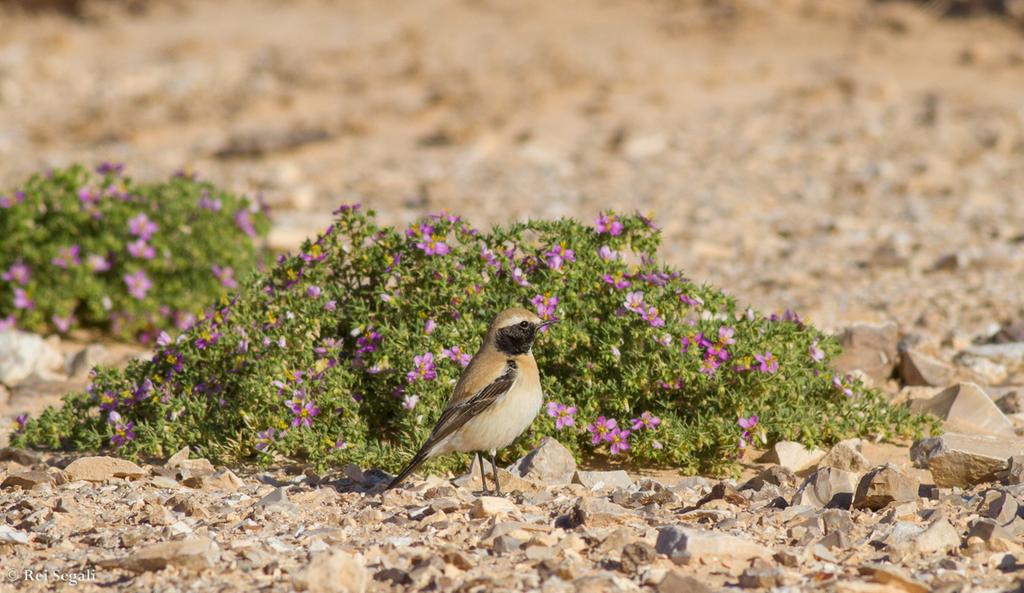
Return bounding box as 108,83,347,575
52,314,75,333
754,351,779,374
199,193,222,212
587,416,617,445
832,376,855,397
511,267,530,287
414,225,451,256
234,208,257,237
699,357,719,376
809,340,825,362
442,346,472,367
623,291,644,313
596,212,624,236
738,415,759,448
598,245,618,260
127,239,155,260
333,203,362,215
402,394,420,410
78,187,101,205
13,288,33,310
195,329,221,350
324,300,337,312
96,162,124,176
156,331,172,347
424,318,437,335
531,293,559,321
546,402,577,430
407,352,437,382
334,438,349,450
544,243,576,271
631,411,661,431
212,265,237,289
108,411,135,447
608,428,631,455
255,428,277,451
2,262,30,284
0,315,15,331
128,213,158,241
14,413,28,433
123,270,152,300
717,327,736,346
286,399,320,428
51,245,81,269
306,285,322,298
480,246,501,270
88,254,112,272
679,293,703,308
641,306,665,327
603,272,631,290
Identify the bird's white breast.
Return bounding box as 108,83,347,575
437,374,543,455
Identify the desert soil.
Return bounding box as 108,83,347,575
1,0,1024,591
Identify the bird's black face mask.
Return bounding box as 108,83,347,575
495,321,538,356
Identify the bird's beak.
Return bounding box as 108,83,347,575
538,319,558,330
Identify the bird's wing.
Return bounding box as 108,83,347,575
423,359,518,449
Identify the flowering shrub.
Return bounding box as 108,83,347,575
12,207,933,475
0,164,268,341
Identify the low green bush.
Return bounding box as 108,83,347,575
11,206,933,475
0,164,269,341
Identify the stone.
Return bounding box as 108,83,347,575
831,322,899,385
853,465,920,511
762,441,826,472
620,542,658,573
966,518,1019,551
791,467,859,509
694,481,748,508
470,496,516,518
911,432,1024,487
657,570,714,593
911,517,960,555
202,468,244,491
959,355,1008,385
457,455,544,492
858,564,928,593
997,390,1023,415
0,447,40,466
739,567,783,588
820,440,871,472
511,437,577,484
964,342,1024,365
0,524,30,544
255,487,297,513
655,526,771,564
114,537,220,572
66,344,112,378
1,470,52,490
64,456,145,482
978,491,1020,527
743,466,797,491
897,348,954,387
0,330,64,384
563,496,631,528
293,550,368,593
572,470,633,490
1003,455,1024,485
910,383,1016,437
492,535,522,555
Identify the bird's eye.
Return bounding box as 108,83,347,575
519,321,530,328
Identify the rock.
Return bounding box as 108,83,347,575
739,567,783,589
966,518,1020,551
655,526,771,564
255,487,297,512
0,447,40,466
573,470,633,490
114,537,220,572
470,496,516,518
197,468,244,491
1003,455,1024,485
911,517,960,555
66,344,112,378
293,550,368,593
831,322,899,385
657,570,714,593
492,535,522,555
761,441,826,472
910,383,1016,437
858,565,928,593
911,432,1024,487
0,330,63,384
743,465,797,491
64,456,145,482
165,446,191,468
898,349,954,387
791,467,859,509
456,455,543,492
511,437,577,484
1,470,52,490
562,496,631,528
620,542,658,573
820,440,871,472
964,342,1024,365
997,389,1023,415
853,465,920,511
0,524,30,544
958,355,1008,385
977,490,1019,527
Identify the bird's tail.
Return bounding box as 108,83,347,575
385,448,432,490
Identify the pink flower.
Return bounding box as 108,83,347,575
480,246,501,270
2,262,30,284
754,351,779,374
402,394,420,410
738,415,759,448
127,239,155,260
128,213,159,240
212,265,237,289
51,245,81,269
641,306,665,327
306,285,322,298
630,411,661,431
52,314,75,333
679,293,703,308
809,340,825,362
234,209,257,237
596,212,624,236
544,243,576,271
623,291,644,313
414,224,450,256
0,315,15,331
546,402,577,430
407,352,437,382
608,428,631,455
717,326,736,346
531,293,559,321
88,254,111,272
442,346,472,367
511,267,530,287
13,287,33,310
286,399,319,428
587,416,617,445
424,318,437,334
123,270,152,300
603,272,630,290
598,245,618,260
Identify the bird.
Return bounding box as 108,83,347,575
386,307,554,494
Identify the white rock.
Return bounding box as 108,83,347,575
64,456,146,482
910,383,1015,437
294,550,368,593
0,330,63,384
471,496,516,518
763,441,826,472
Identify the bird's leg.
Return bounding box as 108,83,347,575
477,452,489,494
490,450,501,496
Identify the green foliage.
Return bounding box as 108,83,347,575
0,164,269,341
11,206,933,475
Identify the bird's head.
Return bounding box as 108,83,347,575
489,307,555,356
